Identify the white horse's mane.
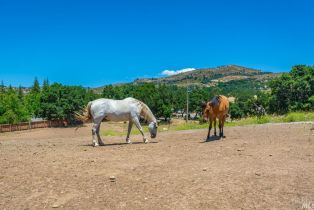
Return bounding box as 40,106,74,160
137,100,156,123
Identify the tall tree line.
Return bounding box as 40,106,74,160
0,65,313,124
0,79,97,124
102,83,212,119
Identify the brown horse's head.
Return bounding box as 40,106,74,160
201,101,212,121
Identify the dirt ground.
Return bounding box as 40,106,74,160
0,122,313,210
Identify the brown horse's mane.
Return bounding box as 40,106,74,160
208,95,222,107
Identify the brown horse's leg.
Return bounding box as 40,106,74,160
214,118,217,136
207,118,212,140
221,115,226,138
218,117,223,138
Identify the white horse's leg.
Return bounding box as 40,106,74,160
92,117,104,147
132,117,148,143
126,120,133,144
92,123,100,147
96,123,105,146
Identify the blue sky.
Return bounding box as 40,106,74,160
0,0,313,87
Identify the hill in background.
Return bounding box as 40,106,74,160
134,65,280,87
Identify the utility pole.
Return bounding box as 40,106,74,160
186,86,189,123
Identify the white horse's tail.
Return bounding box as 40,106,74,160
75,101,93,123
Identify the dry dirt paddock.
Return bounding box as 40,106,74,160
0,123,314,210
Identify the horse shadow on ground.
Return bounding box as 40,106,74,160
201,135,224,143
80,141,159,147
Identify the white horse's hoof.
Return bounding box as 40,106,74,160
93,143,99,147
126,139,132,144
144,139,148,144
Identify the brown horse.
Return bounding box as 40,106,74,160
202,95,229,140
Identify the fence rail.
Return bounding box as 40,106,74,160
0,120,67,133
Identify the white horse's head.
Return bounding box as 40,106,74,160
148,121,158,138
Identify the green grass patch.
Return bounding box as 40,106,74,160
282,112,314,122
256,116,271,124
173,122,208,131
100,112,314,136
101,124,168,136
102,129,123,136
226,112,313,127
225,117,257,127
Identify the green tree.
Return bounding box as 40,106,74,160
42,78,50,92
0,88,29,124
0,81,5,93
40,83,96,123
269,65,314,113
230,103,244,120
18,86,24,100
31,77,40,93
25,78,42,117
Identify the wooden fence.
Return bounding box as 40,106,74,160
0,120,67,133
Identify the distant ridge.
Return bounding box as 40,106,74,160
93,65,281,93
134,65,279,87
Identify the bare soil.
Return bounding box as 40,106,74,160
0,123,313,210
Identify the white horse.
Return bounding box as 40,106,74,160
77,97,158,147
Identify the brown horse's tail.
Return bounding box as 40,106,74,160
75,102,93,123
